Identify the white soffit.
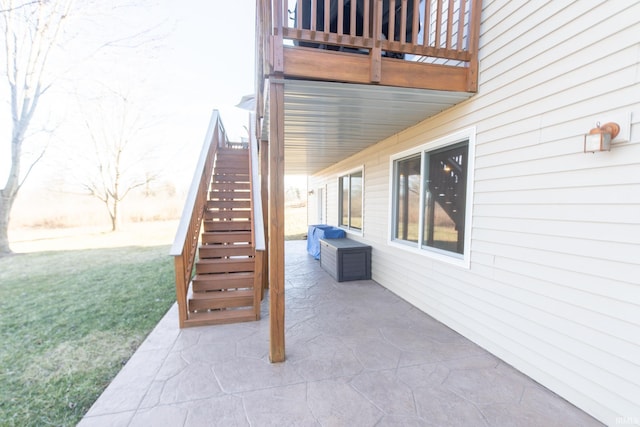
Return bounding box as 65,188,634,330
263,79,473,175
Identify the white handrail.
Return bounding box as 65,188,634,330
170,110,220,256
250,126,266,252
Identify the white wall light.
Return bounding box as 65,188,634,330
584,122,620,153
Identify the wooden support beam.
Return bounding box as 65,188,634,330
283,47,470,91
268,77,286,363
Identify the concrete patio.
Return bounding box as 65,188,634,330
79,240,603,426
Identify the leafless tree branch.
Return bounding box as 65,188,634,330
0,0,40,14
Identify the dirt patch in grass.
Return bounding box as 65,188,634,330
23,331,143,383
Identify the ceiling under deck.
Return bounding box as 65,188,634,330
262,79,474,175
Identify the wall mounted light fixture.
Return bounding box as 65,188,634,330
584,122,620,153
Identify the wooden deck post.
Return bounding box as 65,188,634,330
466,0,483,92
268,76,286,363
173,256,187,328
370,0,382,83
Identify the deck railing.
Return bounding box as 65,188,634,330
170,110,227,328
274,0,481,65
249,128,267,311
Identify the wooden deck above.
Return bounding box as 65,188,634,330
281,46,472,92
256,0,482,174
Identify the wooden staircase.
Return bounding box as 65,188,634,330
185,147,262,326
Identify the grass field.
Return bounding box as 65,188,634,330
0,202,308,426
0,223,177,427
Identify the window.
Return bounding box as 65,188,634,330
391,129,474,264
422,142,468,254
394,155,421,243
338,169,363,231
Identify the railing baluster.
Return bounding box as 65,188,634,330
363,0,370,39
324,0,330,34
350,0,357,40
446,0,454,50
411,0,420,45
282,0,288,30
337,0,344,37
388,0,396,42
435,0,443,48
424,0,431,47
400,0,407,44
457,0,467,51
294,0,301,30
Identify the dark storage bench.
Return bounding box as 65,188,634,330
319,238,371,282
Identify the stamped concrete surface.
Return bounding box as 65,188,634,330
79,240,603,427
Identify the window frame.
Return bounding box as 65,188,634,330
337,166,364,235
388,128,475,268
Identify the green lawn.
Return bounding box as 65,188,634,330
0,245,175,427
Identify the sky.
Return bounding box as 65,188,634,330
0,0,257,193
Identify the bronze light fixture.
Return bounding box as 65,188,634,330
584,122,620,153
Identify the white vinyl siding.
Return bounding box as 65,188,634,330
308,1,640,425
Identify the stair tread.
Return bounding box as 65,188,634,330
199,247,254,258
207,201,251,206
203,220,251,224
205,210,251,218
199,242,253,247
194,271,254,281
184,309,256,327
201,232,252,245
203,221,252,232
209,191,250,196
201,231,251,239
203,230,251,234
199,242,252,246
192,272,255,292
197,258,254,264
194,272,254,278
195,256,255,274
188,290,254,314
204,219,251,224
204,220,251,223
190,289,253,301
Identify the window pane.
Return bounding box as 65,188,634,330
394,155,421,243
350,171,362,229
339,176,349,226
422,142,468,254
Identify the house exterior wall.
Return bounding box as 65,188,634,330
307,1,640,425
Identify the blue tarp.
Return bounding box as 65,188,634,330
306,224,345,259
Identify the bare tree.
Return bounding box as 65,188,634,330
0,0,168,253
80,88,156,231
0,0,73,254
